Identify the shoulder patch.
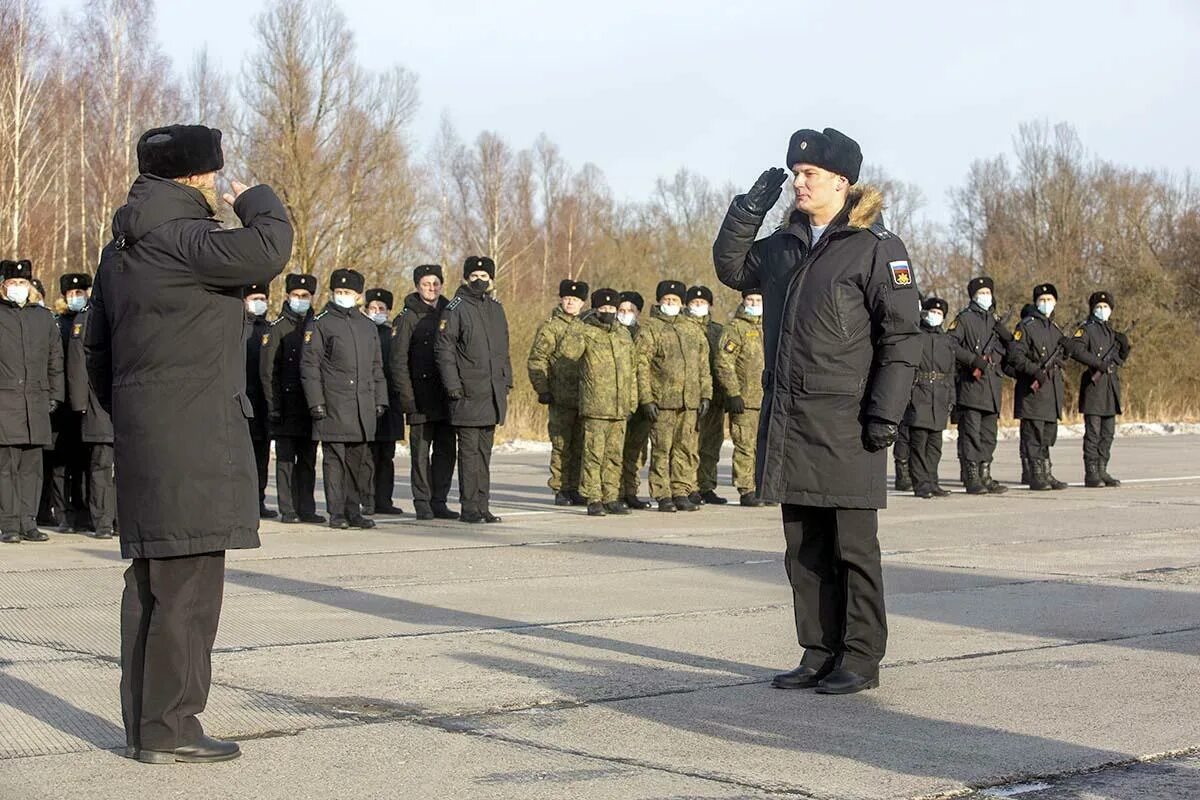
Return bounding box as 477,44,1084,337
72,323,83,338
303,330,313,344
261,333,270,346
723,339,739,353
1074,328,1085,338
888,260,913,287
439,318,448,331
1013,328,1023,341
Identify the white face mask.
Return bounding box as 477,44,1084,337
370,312,389,325
974,293,993,311
617,311,636,327
1037,300,1056,317
334,294,357,309
689,304,709,318
659,304,680,317
6,284,30,305
1093,306,1111,323
247,299,268,317
925,311,944,328
744,305,762,317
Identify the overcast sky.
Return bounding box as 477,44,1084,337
48,0,1200,224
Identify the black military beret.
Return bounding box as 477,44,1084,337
655,280,686,301
1032,283,1058,302
559,279,589,301
285,273,317,294
463,255,496,279
137,125,224,179
619,290,644,312
413,264,444,285
591,287,619,309
0,259,33,281
967,276,994,298
243,283,269,298
741,286,762,298
365,288,393,309
922,296,949,314
686,285,714,305
60,273,92,294
1088,291,1114,310
786,127,862,185
330,268,365,293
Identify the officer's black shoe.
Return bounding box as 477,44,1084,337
771,664,831,690
56,521,73,534
604,501,630,515
482,513,502,524
349,517,376,529
1084,461,1104,488
1,532,20,544
554,491,573,507
687,491,703,506
1046,463,1069,491
657,498,676,513
259,506,279,520
587,502,607,517
739,492,765,507
329,518,350,530
138,735,241,765
460,512,483,524
894,459,913,492
930,484,952,497
1099,462,1121,487
300,513,327,524
699,490,728,505
122,745,139,760
21,530,49,542
415,510,434,521
360,508,375,517
94,529,113,540
914,485,934,499
432,506,461,520
981,462,1008,494
673,495,700,512
567,490,588,506
963,461,987,494
1028,460,1051,491
622,495,651,510
376,505,406,515
815,668,879,695
280,514,301,524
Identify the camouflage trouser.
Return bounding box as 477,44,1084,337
620,408,652,498
648,408,699,500
579,417,626,504
546,404,583,492
696,392,726,492
730,409,760,493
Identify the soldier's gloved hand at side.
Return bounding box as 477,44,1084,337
48,400,59,414
537,392,553,405
447,389,463,401
972,355,990,372
738,167,788,217
863,418,898,452
640,402,659,422
375,405,388,417
725,395,745,415
309,404,327,420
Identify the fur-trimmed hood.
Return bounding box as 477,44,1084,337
783,184,885,233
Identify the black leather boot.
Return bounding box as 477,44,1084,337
963,461,987,494
1029,459,1052,491
1099,461,1121,487
1020,457,1031,485
1084,461,1104,488
622,495,651,510
980,461,1007,494
894,459,912,491
1046,461,1069,490
699,490,727,505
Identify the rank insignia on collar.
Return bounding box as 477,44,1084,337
304,331,313,344
888,260,913,287
261,334,270,346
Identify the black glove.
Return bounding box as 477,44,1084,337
309,404,327,420
376,404,388,417
537,392,553,405
1032,370,1051,390
972,355,990,372
863,417,898,452
48,400,60,414
725,395,745,414
640,402,658,422
738,167,788,217
447,388,463,401
269,410,283,424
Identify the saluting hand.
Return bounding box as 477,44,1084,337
739,167,789,217
222,180,249,207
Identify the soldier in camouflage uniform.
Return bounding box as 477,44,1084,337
617,291,653,510
636,280,712,513
687,285,729,506
714,288,766,507
559,288,638,517
527,279,589,506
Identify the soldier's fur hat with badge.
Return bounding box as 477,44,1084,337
620,290,644,312
741,286,762,298
559,279,589,301
922,296,949,315
285,273,317,294
413,264,444,285
243,283,269,298
365,288,394,309
0,259,33,281
686,285,714,305
330,268,365,293
136,125,224,179
1089,290,1114,310
1032,282,1058,301
60,273,91,294
591,287,619,309
967,276,994,298
655,280,686,301
463,255,496,279
786,127,862,185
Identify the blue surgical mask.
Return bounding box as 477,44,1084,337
744,305,762,317
288,297,311,315
1037,300,1056,317
370,312,389,325
333,294,357,309
247,299,268,317
974,293,993,311
924,312,944,328
67,295,87,312
1093,306,1111,323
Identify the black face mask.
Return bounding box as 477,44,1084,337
468,278,490,293
595,311,616,325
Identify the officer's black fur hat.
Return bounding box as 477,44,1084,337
137,125,224,179
741,286,762,298
1032,283,1058,302
558,279,589,301
655,280,686,302
285,273,317,294
786,128,862,185
619,290,644,312
922,296,949,314
1020,303,1036,321
591,287,619,309
413,264,444,285
365,288,394,309
1089,291,1114,310
60,273,91,294
243,283,269,298
330,268,365,294
967,276,994,298
0,259,32,281
463,256,496,280
686,285,714,305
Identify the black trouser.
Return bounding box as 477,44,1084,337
456,425,495,517
120,552,225,752
252,437,271,508
908,427,943,491
956,408,999,463
275,437,317,518
51,435,88,527
782,504,886,677
367,441,396,512
85,442,116,533
1019,419,1057,461
1083,414,1115,464
893,423,910,462
409,421,456,514
322,441,371,522
0,445,44,535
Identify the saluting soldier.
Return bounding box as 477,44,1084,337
244,283,275,519
1006,283,1070,491
617,290,653,510
687,285,728,506
436,256,512,524
904,297,958,498
714,287,767,507
636,279,712,513
1,259,64,544
65,282,115,538
363,288,405,516
527,279,588,506
261,273,323,524
1065,291,1130,488
301,269,388,529
391,265,458,521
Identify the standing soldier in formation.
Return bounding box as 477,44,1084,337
527,279,588,506
301,269,387,529
436,256,512,524
50,273,92,531
714,287,766,507
1007,283,1069,491
391,265,458,521
262,274,323,525
904,298,958,498
617,290,653,510
364,288,405,516
1065,291,1130,488
636,279,712,513
243,283,275,519
688,285,728,506
560,288,637,516
65,280,115,538
1,259,64,544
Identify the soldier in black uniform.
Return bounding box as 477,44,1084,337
1065,291,1130,488
904,298,959,498
1006,283,1070,491
244,283,276,519
301,269,388,529
948,276,1012,494
261,273,323,524
617,290,653,510
49,273,92,531
1,259,64,544
435,256,512,524
65,291,115,538
363,288,405,515
390,264,458,521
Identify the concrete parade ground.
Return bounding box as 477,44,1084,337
1,435,1199,800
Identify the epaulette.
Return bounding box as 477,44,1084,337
446,297,462,311
868,221,892,240
489,295,503,305
269,316,285,327
315,310,329,320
